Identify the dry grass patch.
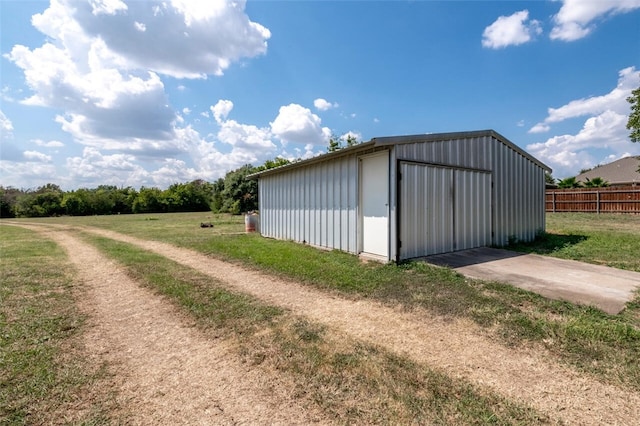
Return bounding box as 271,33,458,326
87,234,550,424
0,225,119,425
244,318,552,425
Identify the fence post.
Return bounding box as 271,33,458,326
545,187,639,214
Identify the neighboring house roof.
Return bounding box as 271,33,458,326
576,156,640,186
248,129,551,179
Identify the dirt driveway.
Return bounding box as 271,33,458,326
424,247,640,314
9,223,640,424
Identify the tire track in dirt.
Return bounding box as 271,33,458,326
24,225,326,425
77,226,640,425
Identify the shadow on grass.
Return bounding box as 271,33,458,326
508,232,588,255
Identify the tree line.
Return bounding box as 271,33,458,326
1,134,365,219
0,157,291,218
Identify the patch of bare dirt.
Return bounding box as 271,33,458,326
30,227,326,425
11,222,640,425
82,227,640,425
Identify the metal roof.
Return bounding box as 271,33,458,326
248,129,551,179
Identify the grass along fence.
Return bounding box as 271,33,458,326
546,186,640,214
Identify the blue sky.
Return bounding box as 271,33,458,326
1,0,639,190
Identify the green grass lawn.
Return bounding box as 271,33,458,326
510,213,640,272
4,212,640,398
86,234,547,424
0,226,115,425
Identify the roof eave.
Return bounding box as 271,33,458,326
248,129,552,179
372,129,552,172
247,141,377,179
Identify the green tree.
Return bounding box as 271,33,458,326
90,186,117,215
112,187,137,214
211,178,225,213
219,164,258,214
545,172,556,187
254,157,290,172
584,177,609,188
557,177,582,189
327,135,341,152
14,184,64,217
61,186,136,216
62,189,91,216
327,133,360,152
164,180,214,212
132,187,166,214
345,134,358,147
0,186,21,218
627,85,640,143
212,158,290,214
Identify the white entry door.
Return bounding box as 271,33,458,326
360,152,389,257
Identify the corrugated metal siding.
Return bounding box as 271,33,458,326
257,132,546,261
398,162,491,259
259,154,359,253
395,135,545,247
399,163,454,258
491,140,546,245
395,136,493,170
454,169,492,250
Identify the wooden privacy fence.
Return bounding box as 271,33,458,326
546,187,640,214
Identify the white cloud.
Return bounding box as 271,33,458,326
282,143,321,161
149,158,201,188
546,68,637,122
527,110,636,178
208,99,277,158
34,139,65,148
482,10,542,49
68,0,271,78
211,99,234,123
217,120,275,152
90,0,128,16
340,131,362,142
526,67,640,178
529,67,638,132
65,146,149,187
24,150,53,162
303,144,318,158
1,87,16,103
4,0,281,191
314,98,338,111
65,144,237,190
7,38,178,145
4,0,271,162
550,0,640,41
270,104,331,145
1,110,13,138
184,124,277,180
54,110,184,155
0,160,58,188
528,123,551,134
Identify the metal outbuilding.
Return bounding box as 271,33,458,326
249,130,551,262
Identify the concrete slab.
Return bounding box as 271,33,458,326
423,248,640,314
